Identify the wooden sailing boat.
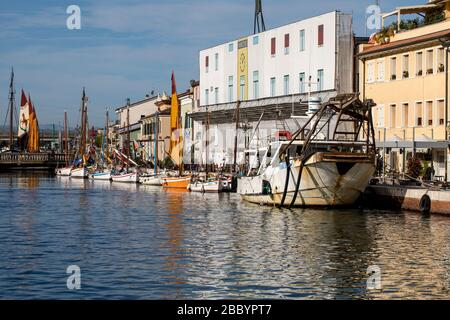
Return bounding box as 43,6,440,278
162,71,191,189
140,109,164,186
71,88,89,179
56,111,72,176
188,106,222,193
90,109,112,181
111,102,139,183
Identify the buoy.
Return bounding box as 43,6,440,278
419,195,431,214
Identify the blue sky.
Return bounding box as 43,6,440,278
0,0,424,126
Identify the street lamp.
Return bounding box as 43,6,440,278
439,37,450,183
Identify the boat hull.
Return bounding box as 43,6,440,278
140,175,162,186
111,172,139,183
162,177,191,189
56,167,72,176
90,172,112,181
70,167,88,179
238,154,375,207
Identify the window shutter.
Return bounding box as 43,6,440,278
284,34,290,48
318,25,324,46
271,37,276,55
205,56,209,67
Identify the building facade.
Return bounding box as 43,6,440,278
190,11,357,167
359,0,450,181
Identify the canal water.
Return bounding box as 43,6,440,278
0,172,449,300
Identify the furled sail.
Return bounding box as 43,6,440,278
27,96,40,152
18,90,30,149
169,71,183,167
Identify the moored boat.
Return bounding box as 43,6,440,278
238,94,377,208
56,167,72,177
90,171,112,181
140,174,163,186
71,167,88,179
162,176,191,189
111,171,139,183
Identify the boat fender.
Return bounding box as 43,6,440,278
419,195,431,214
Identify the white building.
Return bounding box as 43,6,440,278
199,11,354,106
189,11,358,168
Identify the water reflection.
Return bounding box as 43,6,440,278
0,173,449,299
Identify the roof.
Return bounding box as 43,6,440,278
382,4,440,18
359,29,450,58
115,95,158,112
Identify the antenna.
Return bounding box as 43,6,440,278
254,0,266,34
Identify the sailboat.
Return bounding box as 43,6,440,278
71,88,89,179
161,71,191,189
111,104,139,183
56,111,72,176
140,109,164,186
90,110,112,181
188,107,222,193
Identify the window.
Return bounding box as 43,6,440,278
438,100,445,125
318,24,324,46
253,71,259,99
284,34,290,55
390,104,397,128
438,48,445,73
271,37,276,56
415,102,423,126
426,49,434,74
205,89,209,105
214,53,219,71
377,59,385,81
300,29,305,51
402,103,409,127
416,52,423,76
426,101,433,126
402,55,409,78
228,76,234,102
239,75,245,101
283,75,290,95
205,56,209,73
214,87,219,104
270,77,276,97
367,61,375,83
317,69,324,91
228,43,234,52
253,36,259,45
299,72,305,93
377,105,385,128
390,57,397,80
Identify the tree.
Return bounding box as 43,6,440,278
407,156,422,179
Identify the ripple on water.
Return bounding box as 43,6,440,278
0,173,449,299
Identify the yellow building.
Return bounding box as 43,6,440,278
359,0,450,181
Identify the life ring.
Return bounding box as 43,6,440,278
419,195,431,214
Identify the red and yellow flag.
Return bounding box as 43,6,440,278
170,71,183,166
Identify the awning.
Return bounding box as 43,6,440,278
376,140,449,149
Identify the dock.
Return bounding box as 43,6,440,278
364,184,450,215
0,153,72,171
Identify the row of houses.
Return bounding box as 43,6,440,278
110,0,450,181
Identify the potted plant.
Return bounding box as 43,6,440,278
427,68,434,75
417,70,423,76
391,74,397,80
403,71,409,78
438,63,445,72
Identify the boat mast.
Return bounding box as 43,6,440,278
154,111,159,175
64,111,69,167
205,107,210,176
126,99,130,170
105,109,109,162
79,88,87,160
8,68,16,149
233,100,241,173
